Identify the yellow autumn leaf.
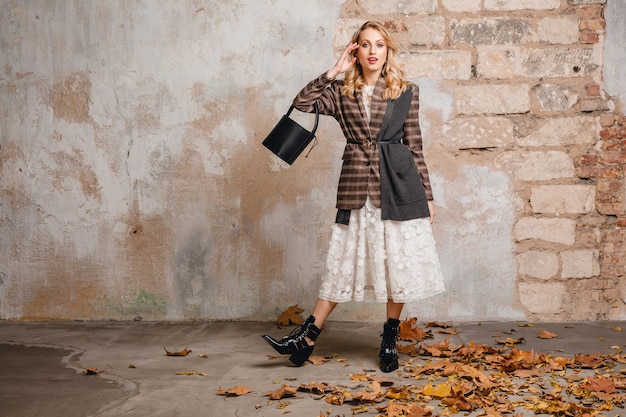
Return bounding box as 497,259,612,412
422,381,452,398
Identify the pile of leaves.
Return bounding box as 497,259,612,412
218,314,626,417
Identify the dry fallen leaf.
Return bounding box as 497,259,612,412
352,381,386,403
307,355,330,365
437,328,459,335
127,364,136,368
176,370,206,376
399,318,431,342
222,327,626,416
495,337,526,346
277,305,304,326
298,382,331,395
83,367,103,375
216,386,253,396
164,347,192,356
537,329,558,339
579,376,617,394
267,384,298,400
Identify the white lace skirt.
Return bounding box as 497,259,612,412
318,198,445,303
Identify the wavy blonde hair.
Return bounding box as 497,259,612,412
340,21,409,100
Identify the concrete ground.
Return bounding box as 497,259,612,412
0,320,624,417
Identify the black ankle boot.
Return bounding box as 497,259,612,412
262,315,321,366
379,318,400,373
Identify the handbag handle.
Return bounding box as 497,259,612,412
285,102,319,136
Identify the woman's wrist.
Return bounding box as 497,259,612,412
326,69,338,80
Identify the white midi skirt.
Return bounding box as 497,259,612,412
318,198,445,303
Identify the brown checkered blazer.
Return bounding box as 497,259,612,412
293,73,433,211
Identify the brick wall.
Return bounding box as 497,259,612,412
336,0,624,320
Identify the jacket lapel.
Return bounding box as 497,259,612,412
368,77,387,141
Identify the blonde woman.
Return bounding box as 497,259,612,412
263,21,445,373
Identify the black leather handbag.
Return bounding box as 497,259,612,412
262,102,319,165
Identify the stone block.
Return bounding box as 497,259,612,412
406,16,446,47
497,151,575,181
520,47,600,78
442,116,515,149
442,0,481,12
514,217,576,245
451,18,536,46
518,281,567,314
517,251,559,279
517,116,600,147
359,0,437,14
400,51,472,80
561,249,600,278
485,0,561,10
455,84,530,115
537,16,580,44
535,84,579,112
530,185,596,214
476,47,518,79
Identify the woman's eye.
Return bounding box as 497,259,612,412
377,43,384,48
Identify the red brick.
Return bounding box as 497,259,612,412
578,231,601,245
580,31,600,44
576,5,603,19
603,229,626,240
578,154,598,165
600,264,624,276
600,127,626,139
576,166,622,179
602,242,625,253
597,180,623,193
597,202,624,215
622,139,626,150
580,18,605,31
600,140,621,152
585,84,601,97
599,152,626,165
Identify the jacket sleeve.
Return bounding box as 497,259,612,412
403,85,433,200
292,73,341,117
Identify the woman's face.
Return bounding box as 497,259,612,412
355,27,387,77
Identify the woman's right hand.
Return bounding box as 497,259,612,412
326,42,359,79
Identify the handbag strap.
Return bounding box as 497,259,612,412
285,102,319,135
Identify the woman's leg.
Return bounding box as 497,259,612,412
307,298,338,345
386,299,404,320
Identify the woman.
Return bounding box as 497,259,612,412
262,21,445,373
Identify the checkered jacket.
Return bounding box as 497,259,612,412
293,73,433,211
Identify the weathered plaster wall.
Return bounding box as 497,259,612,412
1,0,624,322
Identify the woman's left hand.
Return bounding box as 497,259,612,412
428,201,435,224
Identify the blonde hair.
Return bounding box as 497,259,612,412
340,21,409,100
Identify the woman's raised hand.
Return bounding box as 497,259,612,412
327,42,359,79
